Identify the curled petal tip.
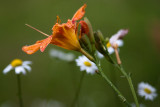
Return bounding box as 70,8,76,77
72,4,87,22
22,42,42,54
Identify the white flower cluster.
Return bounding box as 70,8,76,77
97,29,128,59
49,49,75,62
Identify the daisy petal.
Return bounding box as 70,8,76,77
116,40,124,47
3,64,13,74
15,66,26,75
23,61,32,65
23,65,31,72
108,47,114,54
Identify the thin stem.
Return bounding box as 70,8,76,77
96,62,131,107
104,55,139,107
17,74,23,107
71,72,85,107
116,65,139,107
79,48,94,62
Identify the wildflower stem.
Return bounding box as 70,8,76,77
17,74,23,107
116,64,139,107
71,72,85,107
96,62,131,107
80,48,94,62
104,54,139,107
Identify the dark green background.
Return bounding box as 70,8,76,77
0,0,160,106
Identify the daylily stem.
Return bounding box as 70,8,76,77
17,74,23,107
80,48,94,62
104,54,139,107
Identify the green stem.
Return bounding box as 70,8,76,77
71,72,85,107
96,61,131,107
80,48,94,62
17,74,23,107
116,65,139,107
104,55,139,107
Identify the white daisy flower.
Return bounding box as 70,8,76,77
75,55,98,74
106,29,128,54
138,82,157,101
49,49,75,62
96,51,104,59
31,99,65,107
131,103,146,107
3,59,32,75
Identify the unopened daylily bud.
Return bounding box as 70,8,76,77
79,35,91,52
94,32,113,63
96,30,104,42
94,31,106,54
84,17,95,44
105,37,109,44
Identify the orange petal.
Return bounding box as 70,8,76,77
72,4,87,22
80,20,89,35
22,42,41,54
51,20,81,51
40,36,52,52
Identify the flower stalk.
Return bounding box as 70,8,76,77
71,72,85,107
79,48,94,62
17,74,23,107
104,54,139,107
95,59,131,107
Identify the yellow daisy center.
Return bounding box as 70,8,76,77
106,42,111,48
11,59,23,67
144,88,151,94
84,61,92,67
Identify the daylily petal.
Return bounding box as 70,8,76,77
40,36,52,52
79,20,89,38
22,41,41,54
22,36,52,54
72,4,87,22
51,20,81,51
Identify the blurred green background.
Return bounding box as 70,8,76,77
0,0,160,107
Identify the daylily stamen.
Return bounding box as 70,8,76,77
25,24,50,37
56,16,61,24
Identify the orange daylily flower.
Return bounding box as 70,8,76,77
22,4,87,54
